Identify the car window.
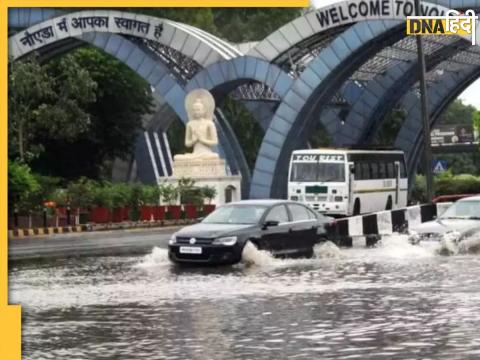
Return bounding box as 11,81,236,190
289,204,312,222
265,205,289,223
306,207,318,219
202,205,267,224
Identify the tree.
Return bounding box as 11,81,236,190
8,55,96,162
438,99,476,125
8,160,40,213
30,47,154,180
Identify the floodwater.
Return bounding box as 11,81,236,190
9,235,480,360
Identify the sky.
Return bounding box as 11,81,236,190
309,0,480,109
458,80,480,109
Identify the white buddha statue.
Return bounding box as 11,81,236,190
174,89,220,161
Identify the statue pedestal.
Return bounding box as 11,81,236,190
165,157,241,206
172,157,226,178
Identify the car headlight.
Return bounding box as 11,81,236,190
168,234,177,245
212,236,237,246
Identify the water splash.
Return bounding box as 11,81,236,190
314,241,344,259
437,232,461,256
241,241,276,266
458,231,480,255
135,247,170,269
348,234,436,260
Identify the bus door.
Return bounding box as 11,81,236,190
394,161,400,205
348,162,355,213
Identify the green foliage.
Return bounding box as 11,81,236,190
23,47,153,180
201,186,217,204
411,174,480,203
92,182,114,209
8,55,96,163
128,184,143,207
160,183,179,205
8,160,40,212
141,185,161,205
438,99,476,125
111,183,133,208
66,177,96,209
374,109,407,146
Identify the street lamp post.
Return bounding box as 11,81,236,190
414,0,434,202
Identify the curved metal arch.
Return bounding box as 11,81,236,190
185,56,293,97
250,19,407,199
248,0,455,65
335,38,470,146
8,9,241,66
395,66,480,185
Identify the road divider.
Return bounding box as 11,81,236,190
8,219,198,239
327,202,453,246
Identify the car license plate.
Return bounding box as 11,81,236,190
179,246,202,254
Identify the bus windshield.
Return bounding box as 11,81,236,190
290,162,345,182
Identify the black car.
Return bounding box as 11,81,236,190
168,200,333,265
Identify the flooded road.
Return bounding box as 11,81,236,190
9,235,480,359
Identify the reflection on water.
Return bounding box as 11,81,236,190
9,235,480,359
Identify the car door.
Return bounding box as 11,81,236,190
287,203,318,253
257,204,291,254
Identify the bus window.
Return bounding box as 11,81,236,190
355,163,362,180
370,163,379,179
387,163,395,178
361,163,370,180
378,162,386,179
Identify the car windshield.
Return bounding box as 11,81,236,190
202,205,268,225
290,162,345,182
440,200,480,219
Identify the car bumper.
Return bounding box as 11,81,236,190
168,244,243,265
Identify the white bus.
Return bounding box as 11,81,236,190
288,148,408,216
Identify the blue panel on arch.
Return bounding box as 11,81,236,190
283,90,306,112
308,60,330,80
273,76,294,99
343,28,363,53
146,68,164,87
194,70,214,90
92,32,110,49
301,68,322,89
265,66,281,89
319,47,340,70
353,22,374,43
156,74,177,94
137,57,157,79
254,61,269,84
271,115,294,134
291,78,313,100
115,41,135,62
275,107,298,128
263,130,286,149
232,57,246,79
104,35,123,55
244,58,257,79
125,48,146,72
207,67,226,87
330,37,351,61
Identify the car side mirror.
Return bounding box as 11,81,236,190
262,220,279,229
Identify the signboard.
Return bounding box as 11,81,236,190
432,160,448,174
430,125,479,146
293,154,345,162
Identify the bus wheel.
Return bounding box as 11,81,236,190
353,199,360,216
386,196,393,210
